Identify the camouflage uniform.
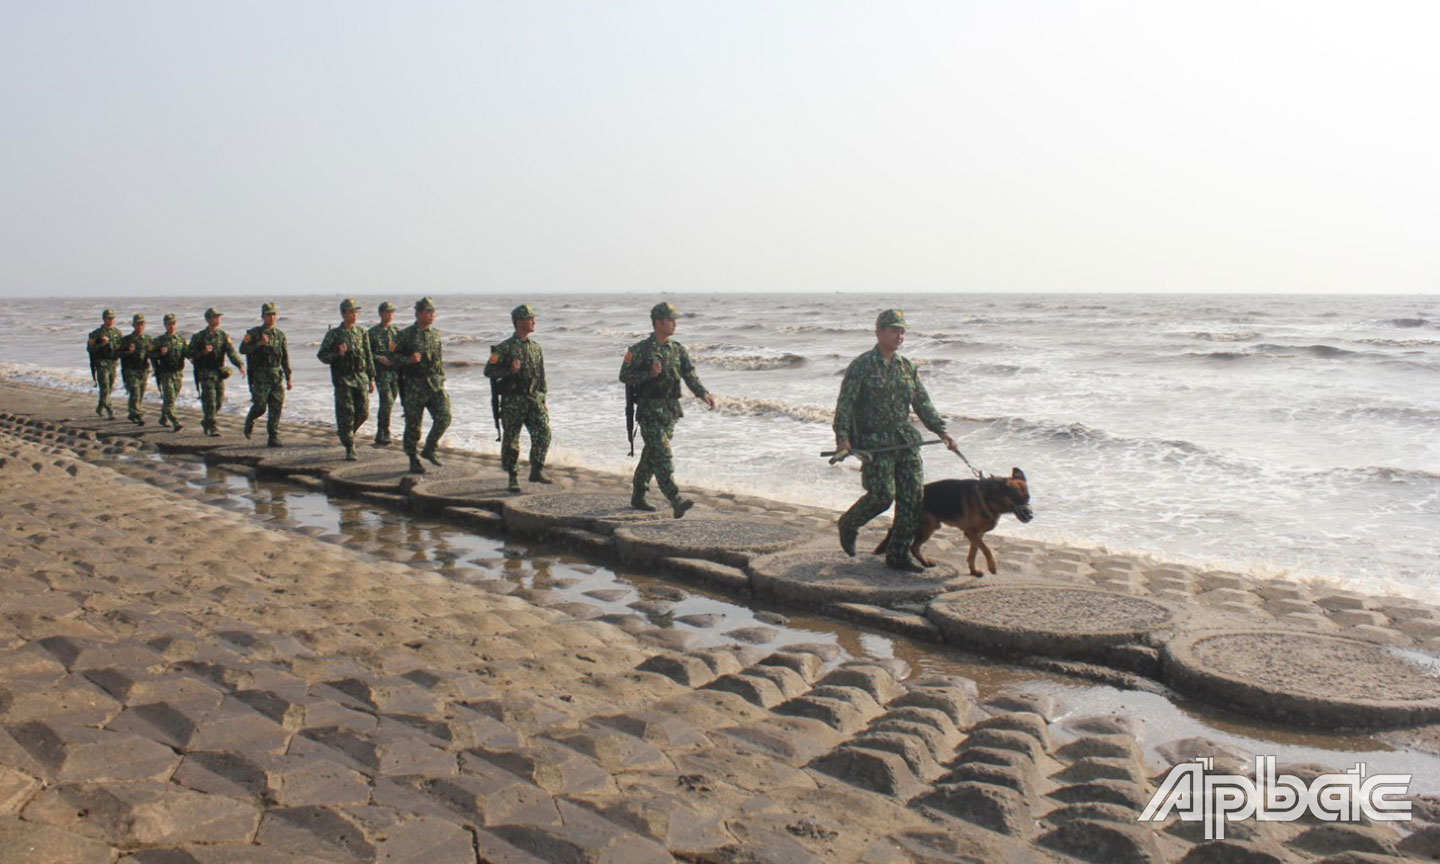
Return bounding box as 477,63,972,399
834,309,948,569
391,297,449,469
186,309,244,436
148,314,187,430
619,303,709,509
239,302,292,445
317,299,376,457
86,311,123,418
483,304,550,487
368,302,400,445
117,315,152,424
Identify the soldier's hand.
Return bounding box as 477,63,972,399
941,433,958,451
377,356,391,367
98,335,109,345
368,381,375,394
411,352,421,364
159,346,168,355
204,344,214,353
510,358,521,372
286,380,292,390
259,333,269,346
126,343,134,353
650,360,662,378
703,393,716,410
337,341,348,355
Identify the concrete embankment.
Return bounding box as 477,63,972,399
3,379,1440,863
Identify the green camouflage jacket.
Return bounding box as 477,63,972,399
187,329,244,381
149,332,188,376
833,347,947,447
391,324,445,397
87,326,123,364
619,335,707,422
118,332,152,375
317,323,376,389
484,334,546,400
239,326,292,384
368,322,399,378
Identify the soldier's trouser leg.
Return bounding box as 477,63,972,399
158,375,180,426
334,386,362,449
265,387,285,439
500,404,524,474
97,366,115,414
401,390,421,455
245,384,266,430
839,451,899,541
525,402,551,469
125,372,147,421
199,378,221,431
375,375,397,442
633,418,678,501
886,450,925,565
421,391,450,455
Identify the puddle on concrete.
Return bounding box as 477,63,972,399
130,453,1440,793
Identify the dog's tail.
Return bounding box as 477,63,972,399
873,524,893,556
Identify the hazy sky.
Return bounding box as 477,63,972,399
4,1,1438,297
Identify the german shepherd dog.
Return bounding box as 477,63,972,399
876,468,1033,576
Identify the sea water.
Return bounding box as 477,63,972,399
3,292,1436,600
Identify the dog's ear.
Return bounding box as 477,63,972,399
1012,467,1025,481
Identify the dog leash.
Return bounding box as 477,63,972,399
822,438,986,479
952,446,985,479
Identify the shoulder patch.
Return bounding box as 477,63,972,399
624,350,633,364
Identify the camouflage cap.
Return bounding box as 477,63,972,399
650,302,678,320
378,301,396,313
204,307,222,319
415,296,436,312
511,303,536,321
339,298,359,312
260,302,278,316
132,313,146,324
876,308,908,329
102,308,116,319
162,313,177,324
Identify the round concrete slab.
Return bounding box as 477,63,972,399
926,584,1176,657
255,443,396,477
325,457,448,496
410,475,517,515
613,519,811,568
1165,630,1440,728
206,442,274,465
504,492,668,537
749,549,966,606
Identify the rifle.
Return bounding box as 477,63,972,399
625,383,637,456
489,344,502,442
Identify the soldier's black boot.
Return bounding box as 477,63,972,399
529,466,553,484
670,497,694,519
421,448,442,467
507,472,521,493
243,416,254,439
106,407,115,419
408,455,426,474
839,525,857,557
173,421,183,432
886,556,925,574
631,495,657,512
267,436,282,448
344,446,358,462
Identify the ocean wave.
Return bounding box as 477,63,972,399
1339,404,1440,426
714,395,832,424
1353,338,1440,348
592,327,650,340
775,324,852,335
1315,464,1440,485
1251,343,1358,359
693,352,807,371
1189,331,1261,342
1385,318,1431,328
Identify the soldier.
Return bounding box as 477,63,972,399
239,302,293,447
618,302,715,518
117,313,152,425
390,296,449,474
86,309,123,418
317,298,376,461
368,301,400,446
484,303,551,492
833,309,958,573
186,308,245,436
148,312,187,431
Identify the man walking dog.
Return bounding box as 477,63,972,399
833,309,957,572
